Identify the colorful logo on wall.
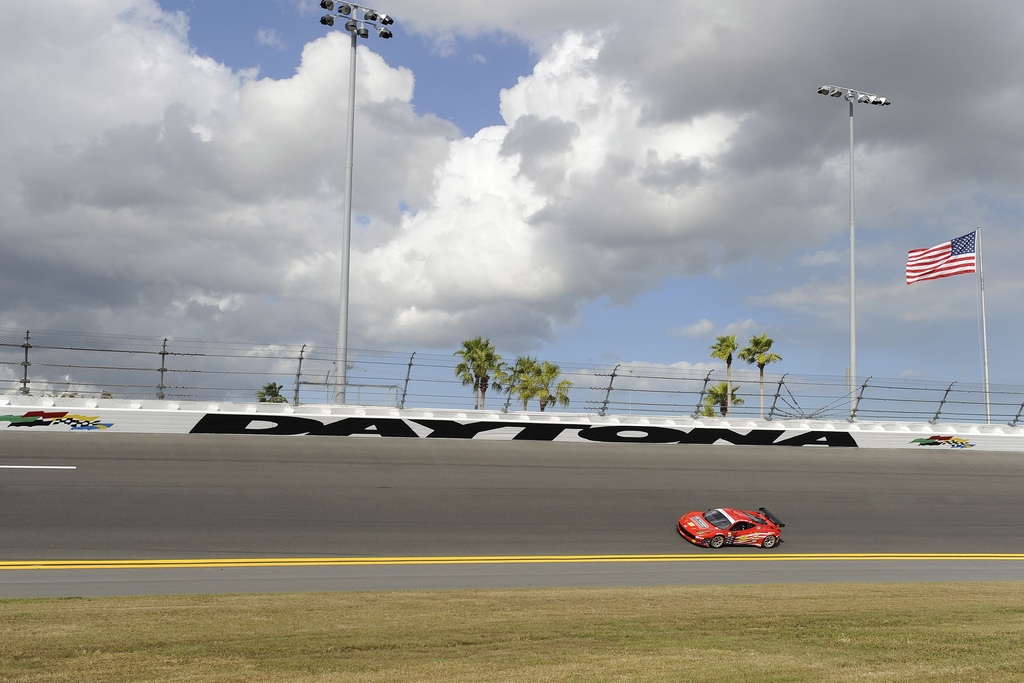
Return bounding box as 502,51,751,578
1,411,113,431
911,435,974,449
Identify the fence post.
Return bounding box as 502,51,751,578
692,370,714,417
293,344,306,406
767,373,787,421
399,352,415,409
598,364,620,416
930,381,956,424
850,377,871,422
157,338,168,400
502,369,514,413
1010,401,1024,427
20,330,31,395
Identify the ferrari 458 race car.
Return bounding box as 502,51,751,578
677,507,785,549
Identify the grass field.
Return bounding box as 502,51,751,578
2,583,1024,682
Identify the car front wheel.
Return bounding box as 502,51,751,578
709,535,726,549
762,535,777,549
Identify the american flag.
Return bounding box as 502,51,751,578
906,231,977,285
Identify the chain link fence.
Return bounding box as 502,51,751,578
2,327,1021,425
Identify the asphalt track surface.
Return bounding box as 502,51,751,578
2,433,1024,597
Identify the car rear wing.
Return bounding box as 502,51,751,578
759,507,785,528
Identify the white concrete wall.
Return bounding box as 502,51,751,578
3,396,1023,451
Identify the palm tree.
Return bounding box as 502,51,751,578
709,334,738,416
454,337,505,409
256,381,287,403
454,337,485,408
738,333,782,418
702,381,744,417
505,356,540,410
530,361,572,412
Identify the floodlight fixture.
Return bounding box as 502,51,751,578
818,85,892,107
321,2,389,36
377,26,392,38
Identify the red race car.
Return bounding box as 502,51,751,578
677,507,784,549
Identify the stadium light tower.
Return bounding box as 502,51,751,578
318,1,394,404
816,85,891,417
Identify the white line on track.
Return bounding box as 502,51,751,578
0,465,76,469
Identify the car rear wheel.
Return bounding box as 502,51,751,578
709,535,726,549
762,535,777,549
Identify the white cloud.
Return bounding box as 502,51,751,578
430,32,458,58
671,319,715,338
0,2,456,341
348,30,755,347
723,319,759,337
256,28,284,50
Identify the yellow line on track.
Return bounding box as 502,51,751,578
3,554,1024,570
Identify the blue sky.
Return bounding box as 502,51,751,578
2,0,1024,389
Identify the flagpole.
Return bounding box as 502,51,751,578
977,227,991,422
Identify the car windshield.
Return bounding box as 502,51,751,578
702,510,731,530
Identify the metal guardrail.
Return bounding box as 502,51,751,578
1,327,1020,425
